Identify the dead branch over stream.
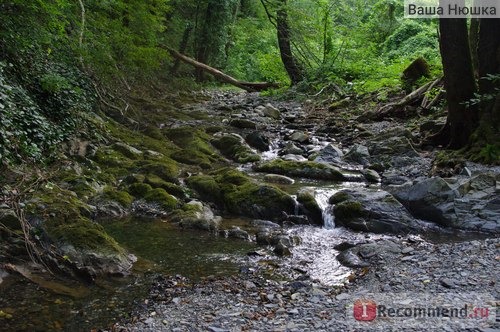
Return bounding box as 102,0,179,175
168,48,280,92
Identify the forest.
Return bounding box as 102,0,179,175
0,0,499,331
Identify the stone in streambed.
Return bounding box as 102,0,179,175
332,189,421,234
296,189,323,225
186,169,295,221
170,200,221,232
263,174,295,185
253,159,347,181
211,133,260,163
245,131,270,151
229,119,257,129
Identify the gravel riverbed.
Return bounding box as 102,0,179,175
116,236,499,331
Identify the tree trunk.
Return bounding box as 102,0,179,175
469,18,479,77
434,12,477,149
476,18,500,144
276,0,303,85
170,24,192,76
168,48,280,92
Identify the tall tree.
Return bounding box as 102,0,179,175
433,13,477,148
476,18,500,145
260,0,304,85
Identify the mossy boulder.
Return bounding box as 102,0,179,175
128,183,153,197
102,187,133,208
211,134,260,163
144,188,178,211
297,190,323,225
135,159,179,183
144,174,187,199
253,159,346,181
186,168,295,221
332,189,420,234
44,217,135,277
170,201,222,232
112,142,143,159
163,127,219,168
186,175,223,205
122,174,146,185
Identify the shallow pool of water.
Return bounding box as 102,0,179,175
0,217,257,331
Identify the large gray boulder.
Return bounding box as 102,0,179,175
331,188,422,234
391,173,500,233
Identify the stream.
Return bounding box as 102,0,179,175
0,91,497,331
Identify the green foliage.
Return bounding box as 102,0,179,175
382,20,439,60
477,144,500,164
0,62,91,163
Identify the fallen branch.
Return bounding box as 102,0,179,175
168,48,280,92
373,77,442,119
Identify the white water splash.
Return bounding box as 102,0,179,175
313,188,339,229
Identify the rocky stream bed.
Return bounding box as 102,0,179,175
0,91,499,331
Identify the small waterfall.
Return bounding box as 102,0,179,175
291,195,300,215
314,188,338,229
261,139,280,161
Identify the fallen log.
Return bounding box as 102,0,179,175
373,77,443,119
168,48,280,92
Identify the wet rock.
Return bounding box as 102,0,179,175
281,142,304,155
227,226,250,241
187,169,295,221
313,144,344,163
286,215,310,225
229,119,257,129
254,159,347,181
332,188,421,234
391,177,456,225
281,154,308,162
391,174,500,233
171,200,222,232
274,242,291,256
261,103,281,119
296,189,323,225
250,219,281,228
362,168,381,183
263,174,295,185
336,250,370,268
337,240,401,267
245,131,270,151
288,131,309,143
344,144,370,165
211,133,260,163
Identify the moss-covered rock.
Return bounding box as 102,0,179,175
102,187,133,208
135,159,179,183
122,174,146,185
333,189,420,234
128,183,153,197
253,159,346,181
163,127,219,168
297,190,323,225
112,142,143,159
186,174,223,205
44,217,135,277
211,134,260,163
169,201,221,231
334,201,366,220
329,191,352,204
46,217,123,254
144,188,178,210
144,174,186,199
186,168,294,220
